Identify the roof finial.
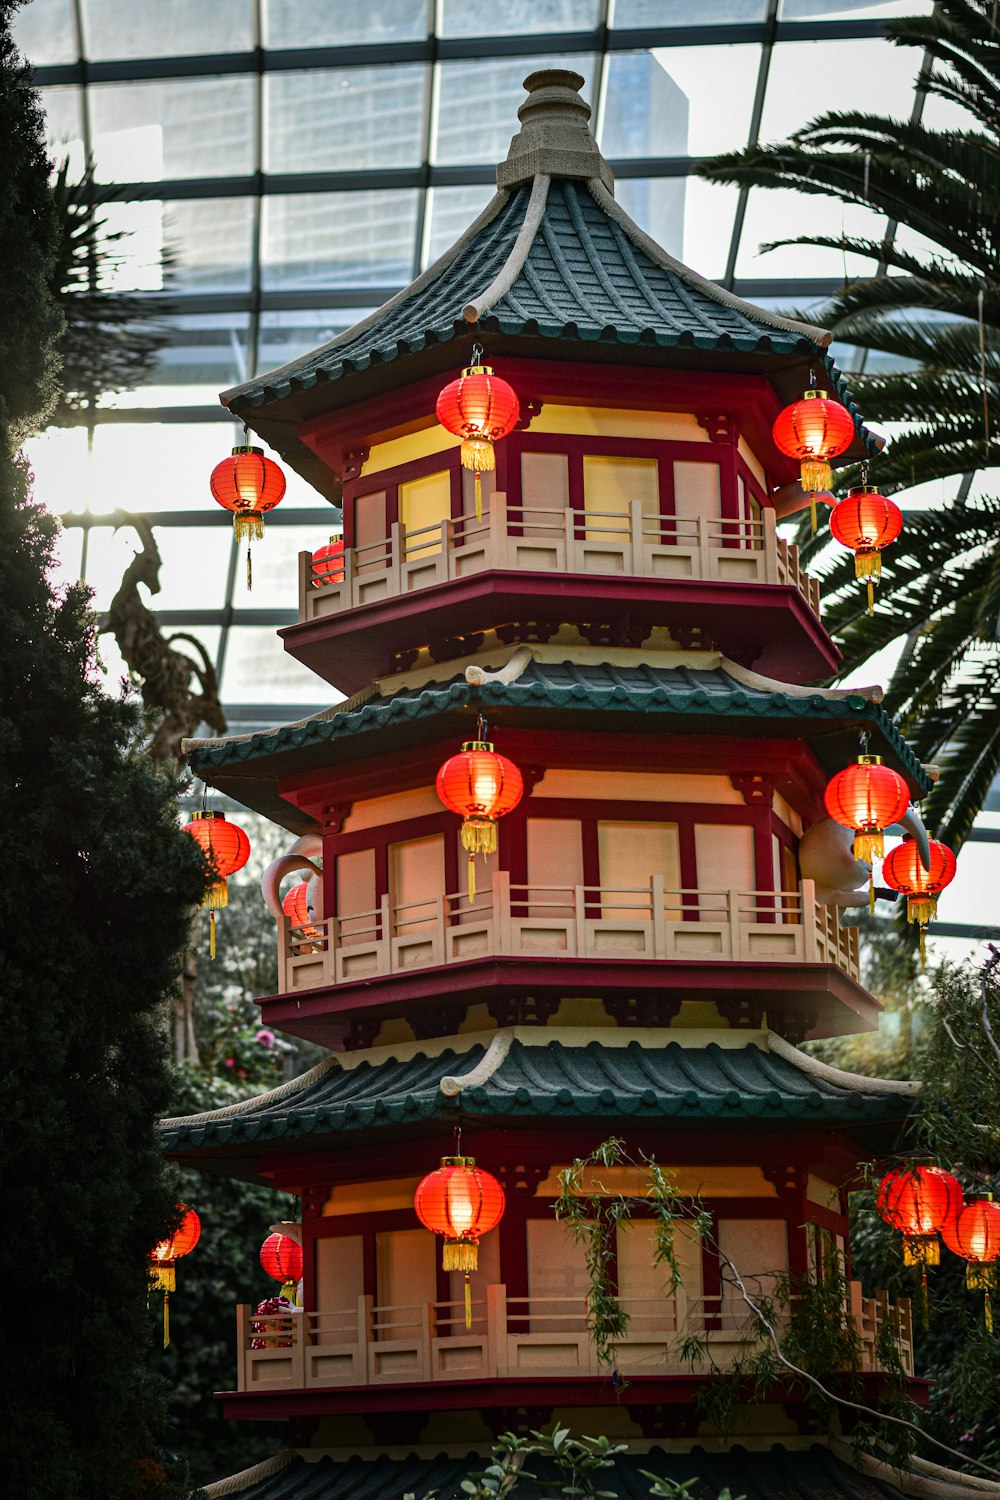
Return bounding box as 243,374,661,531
497,68,614,193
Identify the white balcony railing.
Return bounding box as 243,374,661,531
278,874,860,995
235,1281,911,1393
296,497,821,623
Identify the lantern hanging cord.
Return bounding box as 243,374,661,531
471,340,484,366
809,367,817,388
859,727,871,755
454,1122,463,1157
476,713,488,742
860,459,869,486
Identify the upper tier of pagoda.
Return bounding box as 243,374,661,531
217,69,877,692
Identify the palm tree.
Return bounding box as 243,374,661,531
699,0,1000,852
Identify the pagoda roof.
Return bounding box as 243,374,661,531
208,1443,916,1500
185,657,931,833
161,1038,912,1162
218,70,871,499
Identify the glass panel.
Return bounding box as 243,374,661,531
601,53,689,158
263,0,427,47
80,521,229,612
38,87,86,176
12,0,77,65
238,526,332,608
779,0,933,18
433,55,596,165
733,188,887,280
615,177,686,260
440,0,600,33
681,178,740,279
81,0,253,59
89,77,255,183
104,313,250,409
95,198,255,293
759,38,920,141
222,626,329,704
614,0,768,23
422,184,497,269
262,190,420,289
264,66,428,174
649,44,761,155
98,624,223,701
259,309,377,371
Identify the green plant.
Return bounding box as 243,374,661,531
554,1138,710,1377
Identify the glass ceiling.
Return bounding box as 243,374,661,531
17,0,938,731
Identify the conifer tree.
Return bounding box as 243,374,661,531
0,5,208,1495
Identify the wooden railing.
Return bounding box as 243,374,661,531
278,874,860,994
296,496,821,622
235,1281,912,1392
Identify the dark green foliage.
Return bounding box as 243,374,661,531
0,0,62,442
161,1068,295,1489
698,0,1000,850
0,8,210,1494
49,156,172,426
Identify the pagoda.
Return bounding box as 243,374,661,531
167,70,937,1500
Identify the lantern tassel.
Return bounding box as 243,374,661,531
474,471,482,523
467,850,475,904
919,925,926,972
163,1290,170,1349
810,495,818,532
853,830,884,867
801,460,833,494
920,1270,929,1328
210,910,217,961
246,544,252,591
465,1273,472,1331
442,1240,479,1273
986,1290,994,1334
201,880,229,911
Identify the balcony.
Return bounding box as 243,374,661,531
285,499,833,691
280,874,858,991
264,875,871,1048
233,1281,913,1399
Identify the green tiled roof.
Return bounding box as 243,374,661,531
186,660,932,795
161,1041,912,1156
222,180,861,435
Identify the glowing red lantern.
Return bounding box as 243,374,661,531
830,486,904,615
436,354,519,519
149,1206,201,1348
943,1199,1000,1327
282,881,319,940
436,734,523,900
415,1156,506,1327
882,836,957,968
210,443,287,588
877,1166,961,1266
311,536,344,587
773,389,855,492
183,812,251,958
823,756,910,893
260,1232,303,1300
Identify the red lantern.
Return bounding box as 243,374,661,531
183,812,251,958
436,357,519,520
415,1156,506,1328
882,836,957,969
210,444,287,589
823,756,910,891
877,1166,961,1266
943,1199,1000,1327
149,1206,201,1348
282,881,319,940
830,486,904,616
311,536,344,587
773,389,855,493
436,736,524,900
260,1232,303,1300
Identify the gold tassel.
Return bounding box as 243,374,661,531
246,545,252,591
919,925,926,971
163,1291,170,1349
201,880,229,911
442,1239,479,1273
853,830,884,866
920,1270,929,1328
986,1290,994,1333
461,436,494,524
461,818,498,902
869,875,875,913
810,495,818,532
210,910,217,961
234,512,265,543
866,578,874,615
465,1274,472,1331
474,471,482,522
801,459,833,493
854,551,881,616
